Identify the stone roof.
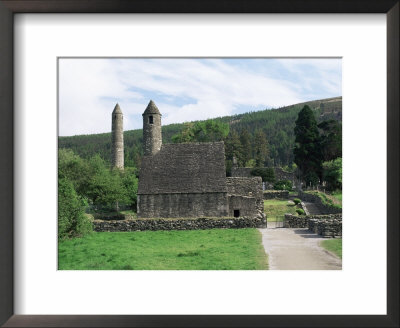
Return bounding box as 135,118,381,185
138,141,227,194
112,103,122,114
143,100,161,116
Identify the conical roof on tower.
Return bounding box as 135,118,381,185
113,103,122,114
143,100,161,115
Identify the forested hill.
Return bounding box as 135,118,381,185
58,96,342,168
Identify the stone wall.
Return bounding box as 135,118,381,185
93,216,266,232
308,215,342,238
263,190,289,200
298,191,342,214
137,192,229,218
226,177,263,216
284,214,309,228
231,167,295,182
228,195,256,217
284,213,342,238
274,167,295,182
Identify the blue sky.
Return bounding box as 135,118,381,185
59,58,341,136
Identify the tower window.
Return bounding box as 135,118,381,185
234,209,240,217
149,116,153,124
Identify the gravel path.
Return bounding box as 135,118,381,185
259,226,342,270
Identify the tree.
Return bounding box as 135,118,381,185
318,119,342,161
322,157,342,190
58,177,92,239
294,105,323,185
86,166,130,211
172,120,229,143
224,130,243,176
122,167,139,209
253,129,269,167
239,129,252,166
58,148,91,196
171,122,196,143
225,130,243,163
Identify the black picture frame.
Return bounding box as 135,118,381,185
0,1,398,327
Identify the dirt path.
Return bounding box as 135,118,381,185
259,226,342,270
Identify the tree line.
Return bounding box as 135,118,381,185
58,97,342,170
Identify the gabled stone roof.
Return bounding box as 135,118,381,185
138,141,227,194
112,103,122,114
143,100,161,115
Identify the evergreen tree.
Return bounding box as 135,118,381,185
318,119,342,161
294,105,323,185
225,130,244,173
239,129,252,166
253,129,269,167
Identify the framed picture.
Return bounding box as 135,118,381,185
0,0,398,327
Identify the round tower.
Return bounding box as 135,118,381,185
111,103,124,169
142,100,162,156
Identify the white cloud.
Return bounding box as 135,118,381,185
59,58,341,136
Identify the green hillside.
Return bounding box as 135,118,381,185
58,96,342,168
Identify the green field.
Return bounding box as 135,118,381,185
321,239,342,259
264,199,298,222
58,228,268,270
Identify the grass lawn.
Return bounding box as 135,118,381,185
58,228,268,270
320,239,342,259
264,199,298,222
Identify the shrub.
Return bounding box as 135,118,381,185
273,179,293,191
296,208,305,215
58,177,92,239
293,198,301,205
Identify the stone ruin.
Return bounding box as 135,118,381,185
135,100,264,222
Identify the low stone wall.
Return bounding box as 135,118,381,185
263,190,289,200
284,213,342,238
308,215,342,238
284,214,309,228
298,191,342,214
93,216,266,232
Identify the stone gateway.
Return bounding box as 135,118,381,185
136,100,264,220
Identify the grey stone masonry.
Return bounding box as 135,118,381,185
93,216,266,232
137,192,229,218
226,177,263,216
263,190,289,199
111,103,124,169
284,213,342,238
139,142,227,195
143,100,162,156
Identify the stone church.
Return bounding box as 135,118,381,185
112,100,264,220
137,100,264,219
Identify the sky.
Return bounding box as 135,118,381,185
58,58,341,136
